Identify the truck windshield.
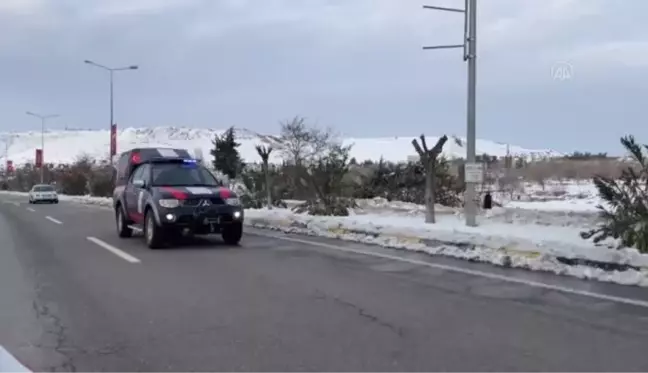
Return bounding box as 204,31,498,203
151,163,221,187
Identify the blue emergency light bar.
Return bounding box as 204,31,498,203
183,159,198,164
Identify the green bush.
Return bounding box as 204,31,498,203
581,136,648,252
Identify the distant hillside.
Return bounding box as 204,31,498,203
0,126,562,165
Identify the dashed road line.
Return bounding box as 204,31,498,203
26,207,35,212
45,216,63,225
11,201,20,207
250,231,648,309
86,236,141,264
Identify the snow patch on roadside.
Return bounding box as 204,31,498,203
245,209,648,287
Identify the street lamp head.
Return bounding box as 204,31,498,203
84,60,92,64
129,65,138,70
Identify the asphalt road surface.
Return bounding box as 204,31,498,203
2,194,648,372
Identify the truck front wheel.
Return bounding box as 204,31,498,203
222,223,243,245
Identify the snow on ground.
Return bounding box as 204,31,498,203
1,126,561,166
4,184,648,287
244,207,648,287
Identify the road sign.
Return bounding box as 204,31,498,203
464,162,483,183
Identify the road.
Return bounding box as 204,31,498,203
1,194,648,372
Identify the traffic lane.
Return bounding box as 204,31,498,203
253,228,648,305
11,203,648,370
10,194,648,312
6,196,648,370
62,229,648,370
0,207,61,372
0,199,150,371
22,194,648,307
13,193,648,314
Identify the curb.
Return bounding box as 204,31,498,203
245,216,648,284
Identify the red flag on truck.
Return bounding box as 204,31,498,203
6,160,13,173
35,149,43,168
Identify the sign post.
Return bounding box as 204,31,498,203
464,162,483,184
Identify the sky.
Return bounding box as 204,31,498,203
1,0,647,155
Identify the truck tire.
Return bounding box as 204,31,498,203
144,209,164,249
116,207,133,238
222,222,243,245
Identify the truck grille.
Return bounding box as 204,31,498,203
183,197,224,206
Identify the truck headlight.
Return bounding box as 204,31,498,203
225,197,240,206
159,199,180,208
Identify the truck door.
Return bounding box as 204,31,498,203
125,164,149,222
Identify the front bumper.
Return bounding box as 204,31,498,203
32,195,58,202
157,204,243,234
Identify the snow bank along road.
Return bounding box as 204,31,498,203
2,196,648,371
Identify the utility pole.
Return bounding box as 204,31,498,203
422,0,479,227
26,111,59,184
84,60,138,166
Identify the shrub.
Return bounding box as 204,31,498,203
581,136,648,252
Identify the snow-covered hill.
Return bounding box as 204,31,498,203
0,126,562,165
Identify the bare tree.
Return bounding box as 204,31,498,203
277,116,334,165
274,117,337,200
412,134,449,223
255,145,273,209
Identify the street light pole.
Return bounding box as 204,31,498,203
110,69,114,147
422,0,478,227
26,111,59,184
465,0,478,227
84,60,138,166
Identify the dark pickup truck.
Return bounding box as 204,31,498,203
112,147,243,248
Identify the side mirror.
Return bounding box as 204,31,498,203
132,179,145,188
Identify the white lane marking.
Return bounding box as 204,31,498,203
45,216,63,225
127,224,143,232
251,231,648,309
11,201,20,206
0,345,31,372
26,207,35,212
86,236,141,264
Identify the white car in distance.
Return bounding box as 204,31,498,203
28,184,59,204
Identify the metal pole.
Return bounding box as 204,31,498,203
109,70,114,170
41,117,45,183
422,1,478,226
84,60,137,166
26,112,58,184
465,0,477,227
110,70,114,139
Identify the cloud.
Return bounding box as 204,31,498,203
0,0,46,15
482,0,603,46
1,0,647,154
82,0,201,17
569,41,648,68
